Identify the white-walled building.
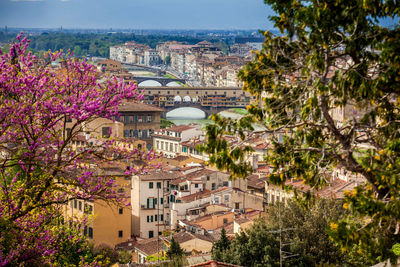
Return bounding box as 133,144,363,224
131,169,181,239
152,125,203,158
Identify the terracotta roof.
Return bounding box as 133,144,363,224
247,175,265,190
134,237,163,256
159,125,196,133
178,189,212,202
178,186,231,202
137,169,182,181
118,101,164,112
163,231,214,245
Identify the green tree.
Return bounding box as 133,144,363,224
202,0,400,265
166,237,185,259
211,228,230,261
164,55,171,65
228,219,280,267
267,199,348,266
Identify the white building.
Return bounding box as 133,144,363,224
131,169,181,239
152,125,203,158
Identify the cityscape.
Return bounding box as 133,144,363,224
0,1,399,267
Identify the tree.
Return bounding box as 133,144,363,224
166,237,185,260
227,219,280,267
202,0,400,264
211,227,230,261
267,199,348,266
0,34,153,265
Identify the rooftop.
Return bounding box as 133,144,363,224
118,101,164,112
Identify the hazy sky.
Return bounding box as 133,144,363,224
0,0,275,30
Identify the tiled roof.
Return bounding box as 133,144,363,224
118,101,164,112
137,169,182,181
177,187,231,202
158,125,196,133
163,231,214,244
247,175,265,190
134,237,163,256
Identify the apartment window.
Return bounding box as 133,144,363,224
119,208,123,214
223,218,228,224
170,143,173,152
156,141,160,149
88,227,93,239
149,231,154,238
235,202,240,209
160,197,164,204
157,182,162,189
118,230,123,238
207,176,210,181
223,181,229,187
214,196,220,204
224,194,230,202
147,216,150,222
147,198,155,209
160,214,164,221
102,127,111,138
212,183,216,190
195,184,199,188
74,199,77,209
158,232,162,236
155,215,158,221
149,182,153,189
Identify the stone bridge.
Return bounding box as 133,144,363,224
134,77,186,86
139,86,254,118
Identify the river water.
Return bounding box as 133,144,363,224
134,76,247,127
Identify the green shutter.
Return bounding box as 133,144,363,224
147,198,150,208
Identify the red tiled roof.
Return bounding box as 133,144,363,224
118,101,164,112
134,237,163,256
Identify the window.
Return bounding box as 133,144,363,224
235,202,240,209
147,216,150,222
147,198,155,209
119,208,123,214
157,182,161,189
195,184,199,188
149,231,154,238
156,141,160,149
223,218,228,224
151,216,154,222
224,194,230,202
124,116,129,124
118,230,123,238
207,176,210,181
212,183,216,190
158,232,162,236
160,198,164,204
155,215,158,221
149,182,153,189
223,181,229,187
74,199,77,209
102,127,111,138
123,130,130,137
214,196,220,204
88,227,93,239
160,214,164,221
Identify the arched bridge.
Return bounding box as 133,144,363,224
135,77,186,86
139,86,255,117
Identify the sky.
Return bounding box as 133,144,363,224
0,0,275,30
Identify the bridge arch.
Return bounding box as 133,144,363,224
166,107,206,119
138,80,162,87
183,95,191,102
174,95,182,102
166,81,183,87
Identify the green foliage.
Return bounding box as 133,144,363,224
204,0,400,264
160,118,175,129
117,250,132,264
91,244,119,266
213,200,348,266
166,237,185,259
211,228,230,261
164,55,171,65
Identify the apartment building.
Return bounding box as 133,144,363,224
64,167,132,247
131,169,182,239
152,125,203,158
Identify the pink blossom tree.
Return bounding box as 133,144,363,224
0,34,153,266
